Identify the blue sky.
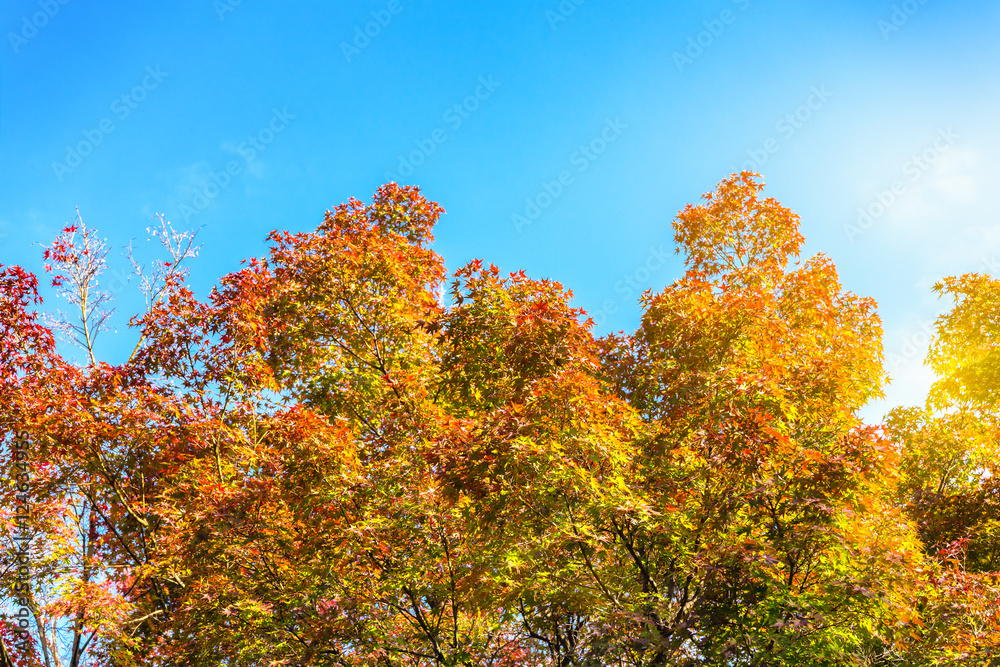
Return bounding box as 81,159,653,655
1,0,998,420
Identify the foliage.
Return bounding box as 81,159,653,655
0,177,997,665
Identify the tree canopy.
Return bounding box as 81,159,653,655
2,174,998,666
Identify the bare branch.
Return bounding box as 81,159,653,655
40,208,114,366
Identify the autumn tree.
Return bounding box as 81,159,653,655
882,271,1000,665
3,175,995,666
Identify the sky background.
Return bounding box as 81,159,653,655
1,0,998,423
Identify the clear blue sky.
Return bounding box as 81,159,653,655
2,0,998,419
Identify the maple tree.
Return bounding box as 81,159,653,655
0,175,997,665
881,271,1000,665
